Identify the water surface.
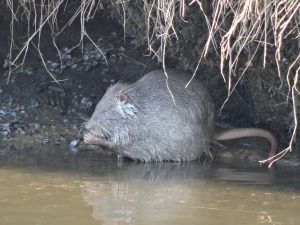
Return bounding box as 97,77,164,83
0,148,299,225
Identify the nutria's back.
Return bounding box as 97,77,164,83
84,69,215,161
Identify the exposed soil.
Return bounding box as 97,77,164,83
0,14,160,152
0,9,299,167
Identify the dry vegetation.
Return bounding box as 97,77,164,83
3,0,300,166
4,0,105,82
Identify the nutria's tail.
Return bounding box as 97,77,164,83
215,128,277,159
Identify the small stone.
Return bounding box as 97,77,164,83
0,130,9,136
102,68,109,73
0,109,6,115
80,97,93,109
1,122,10,128
33,123,40,130
220,152,234,159
0,88,3,94
25,69,33,75
119,46,125,51
66,61,73,66
84,65,91,71
95,53,103,60
72,57,81,64
65,54,72,60
0,123,11,136
17,128,26,135
62,47,71,53
50,62,59,68
89,49,96,54
282,57,288,64
247,154,260,162
88,54,95,60
90,60,98,67
30,99,39,108
108,54,117,64
83,55,89,61
71,64,78,69
2,58,10,69
42,138,49,144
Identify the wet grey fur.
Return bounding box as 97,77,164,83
84,69,215,161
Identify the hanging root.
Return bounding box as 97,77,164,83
5,0,105,83
132,0,300,166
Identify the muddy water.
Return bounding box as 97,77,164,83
0,148,300,225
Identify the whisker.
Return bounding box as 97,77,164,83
96,126,103,138
100,124,112,137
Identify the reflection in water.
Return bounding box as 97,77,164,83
214,168,275,185
80,162,297,225
0,147,300,225
81,163,211,224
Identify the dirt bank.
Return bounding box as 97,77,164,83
0,3,299,167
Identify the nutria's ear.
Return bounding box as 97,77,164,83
118,93,128,103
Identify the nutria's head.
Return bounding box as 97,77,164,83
84,82,137,149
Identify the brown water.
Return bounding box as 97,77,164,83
0,148,300,225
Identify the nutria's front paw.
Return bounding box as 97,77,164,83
84,132,99,145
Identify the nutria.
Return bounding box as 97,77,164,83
84,69,277,162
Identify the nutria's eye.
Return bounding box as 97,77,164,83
118,93,128,103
